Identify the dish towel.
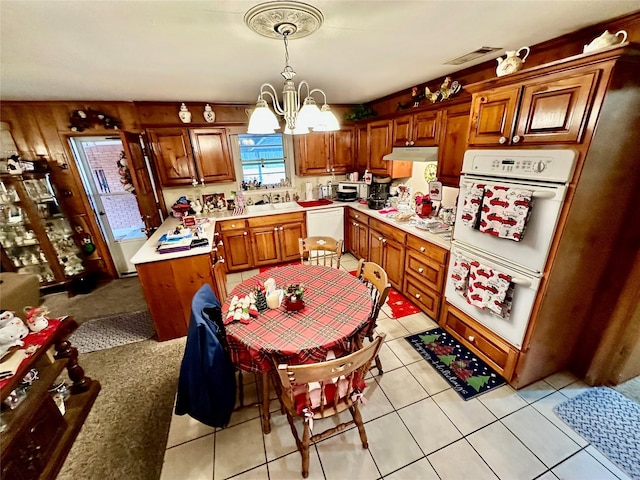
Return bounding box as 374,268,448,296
460,183,485,228
450,255,471,298
479,185,533,242
466,261,514,319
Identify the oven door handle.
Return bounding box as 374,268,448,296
462,181,556,199
451,249,532,288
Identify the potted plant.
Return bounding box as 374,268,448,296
284,284,305,312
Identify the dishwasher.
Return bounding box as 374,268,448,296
306,207,344,243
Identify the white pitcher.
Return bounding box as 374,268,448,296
496,47,531,77
583,30,628,54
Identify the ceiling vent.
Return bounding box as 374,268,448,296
445,47,502,65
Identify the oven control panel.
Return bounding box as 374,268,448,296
462,149,577,182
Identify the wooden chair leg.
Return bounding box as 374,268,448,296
350,405,369,449
369,334,383,374
302,419,311,478
260,373,271,434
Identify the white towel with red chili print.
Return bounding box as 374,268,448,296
478,185,533,242
460,183,485,228
465,260,514,318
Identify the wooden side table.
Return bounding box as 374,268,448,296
0,317,101,480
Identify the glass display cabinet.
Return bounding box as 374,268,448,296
0,171,87,289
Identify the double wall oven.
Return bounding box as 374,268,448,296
445,149,576,351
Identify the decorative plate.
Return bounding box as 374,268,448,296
424,163,437,182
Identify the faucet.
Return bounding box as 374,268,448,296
263,193,272,204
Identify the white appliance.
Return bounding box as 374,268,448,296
445,149,576,348
306,207,344,242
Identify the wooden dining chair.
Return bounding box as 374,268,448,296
354,258,391,374
273,333,386,478
299,236,343,268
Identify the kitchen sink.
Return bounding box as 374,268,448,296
271,202,299,210
245,202,300,213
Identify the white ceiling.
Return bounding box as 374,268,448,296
1,1,638,104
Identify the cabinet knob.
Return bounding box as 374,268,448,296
231,224,236,228
280,227,284,231
327,168,330,172
382,238,387,243
355,214,359,218
243,231,247,236
405,141,410,146
512,135,521,144
274,227,278,231
418,267,424,273
415,293,421,299
355,222,359,227
410,141,415,146
468,335,475,342
499,136,507,144
420,246,425,252
378,236,383,241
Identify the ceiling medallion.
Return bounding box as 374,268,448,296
244,1,324,40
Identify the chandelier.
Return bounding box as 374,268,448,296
244,1,339,135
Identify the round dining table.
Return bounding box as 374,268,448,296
221,264,373,433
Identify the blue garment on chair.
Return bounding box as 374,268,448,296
175,284,236,428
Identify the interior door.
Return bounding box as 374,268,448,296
120,131,163,236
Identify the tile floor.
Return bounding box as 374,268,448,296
160,254,631,480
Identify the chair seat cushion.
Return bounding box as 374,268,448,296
292,376,366,415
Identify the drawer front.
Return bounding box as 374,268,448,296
348,209,369,226
406,234,448,264
403,275,440,319
217,219,247,232
441,302,518,380
248,212,305,228
369,218,406,244
405,249,445,292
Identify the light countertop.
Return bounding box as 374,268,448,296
130,200,451,266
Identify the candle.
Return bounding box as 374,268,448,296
267,289,282,309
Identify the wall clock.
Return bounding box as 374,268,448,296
424,163,437,182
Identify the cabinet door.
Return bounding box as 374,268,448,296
514,70,600,144
468,87,520,146
368,229,384,267
412,110,441,146
356,223,369,261
280,221,305,262
295,131,330,175
189,128,235,183
147,128,196,186
382,237,405,290
392,114,413,147
345,215,358,256
367,119,393,175
251,225,281,266
355,125,369,172
438,102,471,187
331,128,355,173
220,229,253,272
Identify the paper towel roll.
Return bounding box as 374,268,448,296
305,182,314,201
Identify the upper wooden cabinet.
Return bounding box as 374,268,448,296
355,125,368,172
437,102,471,187
295,128,355,176
468,67,601,147
367,119,412,178
392,110,441,147
147,127,235,187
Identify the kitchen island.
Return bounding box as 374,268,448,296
131,200,451,341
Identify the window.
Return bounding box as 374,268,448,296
236,133,288,187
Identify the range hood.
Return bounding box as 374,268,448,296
383,146,439,162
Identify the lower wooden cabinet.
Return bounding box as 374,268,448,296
248,213,305,266
217,219,253,272
440,302,518,380
345,208,369,260
368,218,406,290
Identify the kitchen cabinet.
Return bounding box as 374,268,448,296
437,102,471,187
366,119,412,178
0,172,88,290
368,218,406,290
467,67,600,147
136,251,218,340
0,317,101,480
403,234,448,320
294,127,354,176
217,219,253,273
355,125,368,172
147,127,235,187
392,110,441,147
345,208,369,260
248,212,306,267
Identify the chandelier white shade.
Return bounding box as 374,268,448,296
244,1,339,135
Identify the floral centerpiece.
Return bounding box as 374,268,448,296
284,283,305,312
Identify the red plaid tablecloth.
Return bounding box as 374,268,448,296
222,265,372,373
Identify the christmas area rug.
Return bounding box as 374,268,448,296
406,328,506,400
348,270,421,319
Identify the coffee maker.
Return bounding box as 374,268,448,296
367,176,391,210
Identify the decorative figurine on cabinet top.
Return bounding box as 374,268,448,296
203,104,216,123
178,103,192,123
496,47,530,77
